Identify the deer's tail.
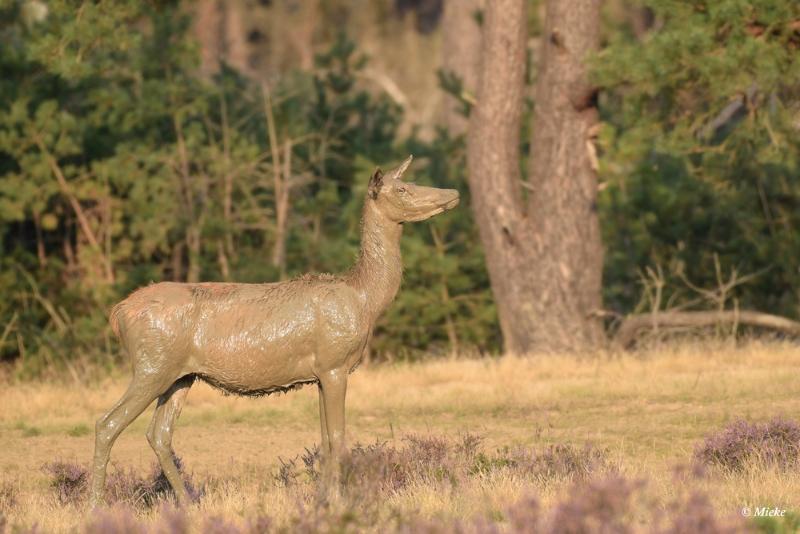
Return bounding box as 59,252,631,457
109,301,126,338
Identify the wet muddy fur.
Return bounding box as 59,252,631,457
90,156,460,506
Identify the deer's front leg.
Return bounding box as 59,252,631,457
318,368,347,460
317,382,330,455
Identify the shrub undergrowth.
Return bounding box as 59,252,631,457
28,432,766,532
694,417,800,472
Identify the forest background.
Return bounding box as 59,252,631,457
1,0,799,377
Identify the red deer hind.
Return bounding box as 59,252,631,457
90,156,459,506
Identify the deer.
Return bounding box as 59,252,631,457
90,155,459,506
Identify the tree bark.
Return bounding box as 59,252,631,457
194,0,253,77
223,0,251,76
194,0,222,77
440,0,484,134
466,0,605,354
526,0,605,351
466,0,531,354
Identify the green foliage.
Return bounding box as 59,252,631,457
595,0,800,318
0,2,496,375
754,511,800,534
4,0,798,375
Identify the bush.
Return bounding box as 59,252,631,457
83,507,148,534
694,416,800,472
279,433,610,506
42,461,88,505
471,443,610,482
0,5,495,374
43,455,201,508
37,435,756,533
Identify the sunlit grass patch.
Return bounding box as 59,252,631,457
67,424,91,437
0,341,798,531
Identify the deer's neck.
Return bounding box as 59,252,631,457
347,200,403,321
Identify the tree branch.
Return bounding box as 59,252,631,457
34,135,114,283
614,310,800,348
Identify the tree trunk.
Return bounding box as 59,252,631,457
466,0,531,354
466,0,605,354
186,227,201,284
195,0,222,77
440,0,484,134
223,0,251,76
525,0,605,351
194,0,253,77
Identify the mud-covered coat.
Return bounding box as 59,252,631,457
90,155,460,506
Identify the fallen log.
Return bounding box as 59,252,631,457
614,310,800,349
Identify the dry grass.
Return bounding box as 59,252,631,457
1,341,799,532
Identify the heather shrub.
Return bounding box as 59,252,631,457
151,506,190,534
338,434,458,492
339,441,420,493
43,455,201,508
201,515,245,534
280,433,609,505
84,505,188,534
275,458,300,488
288,501,367,534
398,473,751,534
647,463,751,534
135,455,203,507
694,417,800,472
104,460,201,508
454,432,484,462
276,446,321,488
499,494,542,534
83,507,147,534
42,461,89,505
292,435,461,494
103,467,149,506
159,513,271,534
471,443,609,482
661,492,752,534
545,475,641,534
270,434,614,533
30,461,756,534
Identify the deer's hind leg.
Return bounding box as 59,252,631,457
91,371,175,507
146,375,195,505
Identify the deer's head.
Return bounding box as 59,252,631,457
367,155,460,223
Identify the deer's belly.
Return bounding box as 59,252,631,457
187,301,364,392
191,318,318,391
196,358,317,396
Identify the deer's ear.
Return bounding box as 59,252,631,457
368,168,384,199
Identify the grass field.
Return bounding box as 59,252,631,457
2,341,800,532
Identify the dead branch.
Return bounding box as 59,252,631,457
262,84,289,279
0,311,18,352
359,69,409,108
614,310,800,349
34,135,115,283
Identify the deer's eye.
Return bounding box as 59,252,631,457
396,186,407,194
